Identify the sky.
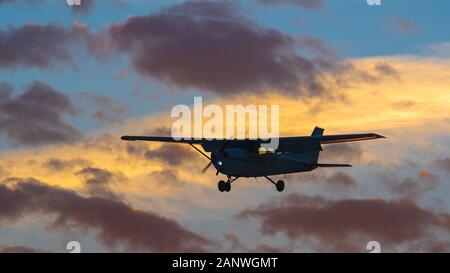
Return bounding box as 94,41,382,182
0,0,449,253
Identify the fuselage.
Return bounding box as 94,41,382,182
211,148,318,177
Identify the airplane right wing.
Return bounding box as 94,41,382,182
275,133,385,153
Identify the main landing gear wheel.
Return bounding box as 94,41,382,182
264,176,286,192
276,180,285,192
218,180,231,192
218,180,226,192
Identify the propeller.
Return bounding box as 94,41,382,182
201,161,213,174
194,141,230,174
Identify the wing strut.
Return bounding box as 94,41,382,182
189,144,211,161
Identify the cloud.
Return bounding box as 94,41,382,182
77,93,128,124
237,194,450,251
0,178,210,252
224,231,289,253
95,1,347,96
385,17,421,36
0,81,82,146
144,144,197,166
75,167,126,200
436,158,450,174
325,171,357,190
425,42,450,58
42,158,90,172
374,62,401,79
0,245,42,253
382,169,439,200
123,135,198,167
293,171,357,193
0,23,85,69
321,143,363,162
148,170,181,188
256,0,324,10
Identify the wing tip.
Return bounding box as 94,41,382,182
315,163,353,168
121,136,135,141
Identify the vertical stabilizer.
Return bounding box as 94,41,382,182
310,126,324,163
311,127,324,136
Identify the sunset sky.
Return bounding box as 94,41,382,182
0,0,449,252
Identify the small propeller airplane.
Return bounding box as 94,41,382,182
121,127,385,192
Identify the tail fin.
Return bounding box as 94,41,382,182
311,127,324,136
310,127,324,164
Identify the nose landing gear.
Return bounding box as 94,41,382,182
217,180,230,192
264,176,285,192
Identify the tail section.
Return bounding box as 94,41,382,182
311,126,353,168
311,127,324,136
310,127,324,164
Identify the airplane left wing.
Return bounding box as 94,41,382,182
121,135,203,144
121,135,261,152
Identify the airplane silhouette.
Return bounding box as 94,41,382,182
121,127,385,192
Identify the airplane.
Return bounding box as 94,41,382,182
121,127,385,192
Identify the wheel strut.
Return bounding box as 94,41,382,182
264,176,277,185
264,176,285,192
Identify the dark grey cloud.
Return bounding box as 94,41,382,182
224,232,289,253
43,158,90,172
256,0,324,10
148,170,181,188
76,167,126,200
436,158,450,174
0,81,82,146
374,62,400,79
0,245,42,253
382,169,439,200
124,130,197,167
325,171,357,190
91,107,127,124
293,171,357,193
237,194,450,251
0,178,210,252
321,143,363,162
94,1,346,96
144,144,197,166
77,93,128,124
351,62,401,84
0,23,85,69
